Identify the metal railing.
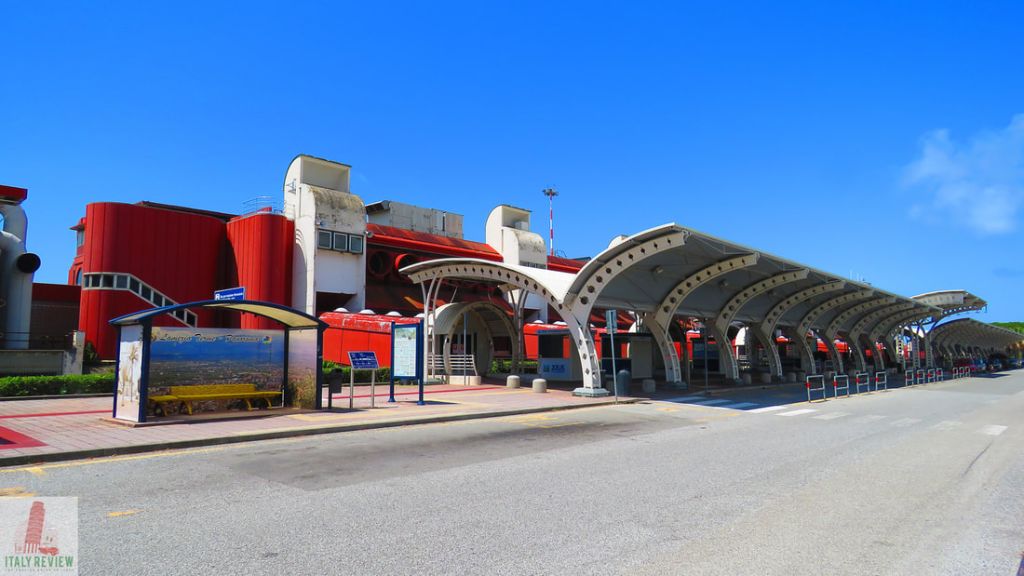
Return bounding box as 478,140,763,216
832,374,850,398
806,375,826,402
855,372,872,394
874,371,888,391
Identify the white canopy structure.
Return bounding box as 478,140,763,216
402,223,993,396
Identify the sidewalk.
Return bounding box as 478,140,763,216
0,383,634,467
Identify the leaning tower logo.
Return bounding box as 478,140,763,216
1,498,77,575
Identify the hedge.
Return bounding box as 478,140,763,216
0,374,115,397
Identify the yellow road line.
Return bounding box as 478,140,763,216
107,509,141,518
0,487,35,497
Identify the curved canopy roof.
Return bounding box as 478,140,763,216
403,223,942,338
930,318,1022,351
110,299,326,329
912,290,986,316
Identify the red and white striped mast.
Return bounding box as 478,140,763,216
542,187,558,256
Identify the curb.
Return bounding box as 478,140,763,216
0,397,639,469
0,393,112,402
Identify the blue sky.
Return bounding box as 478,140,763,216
3,2,1023,321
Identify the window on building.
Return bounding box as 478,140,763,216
317,230,333,249
75,229,85,248
102,274,114,288
129,278,140,293
115,275,128,289
332,232,348,252
348,234,364,254
141,286,152,301
75,270,82,286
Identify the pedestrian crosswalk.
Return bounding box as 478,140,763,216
655,395,1009,438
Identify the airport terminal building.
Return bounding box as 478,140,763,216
2,155,1021,388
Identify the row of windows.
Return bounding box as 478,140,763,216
317,229,364,254
81,273,196,326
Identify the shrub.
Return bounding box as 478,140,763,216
0,374,115,397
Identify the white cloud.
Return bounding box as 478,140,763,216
903,114,1024,234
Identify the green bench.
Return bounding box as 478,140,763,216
149,384,282,416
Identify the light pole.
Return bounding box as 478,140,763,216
542,188,558,256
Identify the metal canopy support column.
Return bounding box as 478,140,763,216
756,280,845,380
792,289,874,375
823,296,896,375
712,269,809,382
650,253,760,386
567,230,686,395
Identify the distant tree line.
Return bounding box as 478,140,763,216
992,322,1024,334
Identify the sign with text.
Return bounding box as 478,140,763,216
348,351,379,370
391,325,419,379
214,286,245,301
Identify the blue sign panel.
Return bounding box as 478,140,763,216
214,286,246,301
348,351,379,370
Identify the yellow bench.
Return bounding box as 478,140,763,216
149,384,282,416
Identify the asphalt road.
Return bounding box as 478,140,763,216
3,371,1024,575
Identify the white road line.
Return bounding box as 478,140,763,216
663,396,705,403
978,425,1008,436
749,405,790,414
854,415,887,423
778,408,817,417
931,420,962,431
812,412,849,420
694,399,731,406
890,418,922,428
721,402,759,410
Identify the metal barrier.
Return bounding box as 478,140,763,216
905,371,914,387
936,368,944,381
806,375,827,402
874,371,888,391
916,369,927,385
926,368,935,383
832,374,850,398
855,372,871,394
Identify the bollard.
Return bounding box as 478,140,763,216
615,370,631,396
506,374,521,389
532,378,547,393
641,379,656,394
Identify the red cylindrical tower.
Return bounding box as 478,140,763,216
226,211,294,329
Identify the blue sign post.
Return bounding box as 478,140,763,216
214,286,246,301
344,351,379,409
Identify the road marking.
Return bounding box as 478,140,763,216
978,425,1007,436
890,418,922,428
0,487,34,497
662,396,705,403
812,412,849,420
931,420,962,431
693,399,731,406
721,402,759,410
749,406,790,414
107,509,141,518
854,415,887,423
778,408,817,417
0,445,233,475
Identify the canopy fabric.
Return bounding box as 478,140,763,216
110,299,326,329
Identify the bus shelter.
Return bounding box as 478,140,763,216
109,299,327,423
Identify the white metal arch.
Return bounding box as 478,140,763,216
647,253,759,384
755,280,846,378
712,269,809,381
792,289,875,374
